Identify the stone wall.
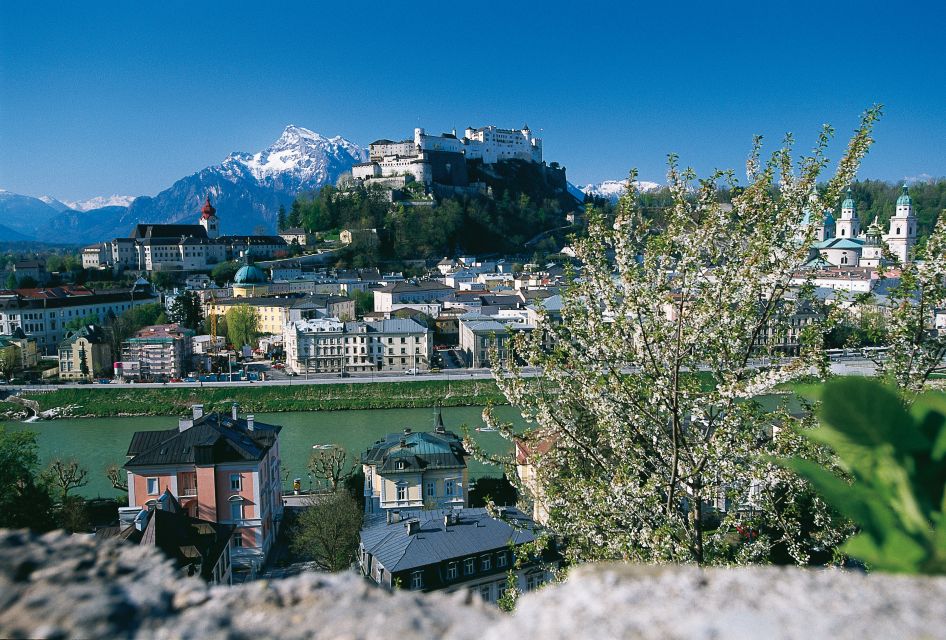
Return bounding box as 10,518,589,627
2,529,945,639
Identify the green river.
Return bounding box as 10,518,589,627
5,406,526,498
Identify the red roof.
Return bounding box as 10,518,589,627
14,286,95,299
201,197,216,219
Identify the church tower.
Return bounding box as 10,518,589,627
836,188,860,239
886,184,916,263
200,196,220,239
859,217,885,268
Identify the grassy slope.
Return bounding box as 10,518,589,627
18,379,506,417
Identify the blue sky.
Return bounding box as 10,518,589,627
1,0,944,201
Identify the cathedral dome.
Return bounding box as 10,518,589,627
234,264,266,284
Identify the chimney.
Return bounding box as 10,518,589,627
231,402,239,420
247,415,255,431
443,514,452,529
178,418,194,432
403,428,412,435
405,519,419,535
192,404,204,420
386,510,401,525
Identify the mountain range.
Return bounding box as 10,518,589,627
1,125,662,245
0,125,367,244
579,179,663,202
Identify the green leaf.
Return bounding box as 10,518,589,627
818,378,927,454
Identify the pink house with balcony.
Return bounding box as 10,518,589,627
122,403,283,572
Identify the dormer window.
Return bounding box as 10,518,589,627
395,461,406,470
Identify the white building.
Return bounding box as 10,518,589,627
805,185,918,268
373,281,454,313
0,285,157,354
284,317,432,374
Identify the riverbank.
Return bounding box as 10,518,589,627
4,379,506,419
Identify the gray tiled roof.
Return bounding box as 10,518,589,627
125,414,280,468
360,507,536,572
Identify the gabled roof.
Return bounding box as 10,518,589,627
362,427,466,473
130,224,208,240
813,237,865,250
125,413,280,468
360,507,537,573
59,324,109,348
380,280,453,294
99,490,233,582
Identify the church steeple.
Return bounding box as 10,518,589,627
887,183,916,263
837,187,859,238
199,195,220,239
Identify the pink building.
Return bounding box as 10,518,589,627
122,403,283,572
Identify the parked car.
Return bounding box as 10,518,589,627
406,368,420,375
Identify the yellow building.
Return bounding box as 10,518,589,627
361,414,469,514
0,328,38,376
58,324,113,380
208,295,356,336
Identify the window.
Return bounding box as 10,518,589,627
396,485,407,501
230,473,242,490
447,562,458,579
481,555,491,571
411,571,423,589
426,481,435,497
464,557,475,575
445,479,456,496
497,552,507,568
395,461,406,470
233,535,243,548
147,477,159,495
479,583,492,602
229,498,244,521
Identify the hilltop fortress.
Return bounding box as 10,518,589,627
350,125,563,197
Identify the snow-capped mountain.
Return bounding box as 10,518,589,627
63,195,136,211
114,125,366,237
38,195,72,212
221,125,366,187
580,179,663,202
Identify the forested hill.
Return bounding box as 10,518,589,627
840,179,946,238
287,161,580,265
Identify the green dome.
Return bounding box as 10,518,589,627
234,264,266,284
897,184,912,206
841,188,855,210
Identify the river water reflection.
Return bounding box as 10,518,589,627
7,405,526,498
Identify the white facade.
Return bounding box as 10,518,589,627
284,318,432,374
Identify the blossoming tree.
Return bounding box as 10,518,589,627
485,108,883,565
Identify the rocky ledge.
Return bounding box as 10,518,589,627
1,530,945,639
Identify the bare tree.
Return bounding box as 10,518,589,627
42,458,89,503
307,446,354,492
105,463,128,492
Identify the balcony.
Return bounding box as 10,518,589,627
178,473,198,498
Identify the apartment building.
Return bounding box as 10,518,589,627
122,404,283,571
373,281,454,313
207,294,355,336
284,317,432,374
0,284,156,354
358,507,556,604
119,324,194,381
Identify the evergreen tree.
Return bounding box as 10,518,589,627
277,204,288,232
